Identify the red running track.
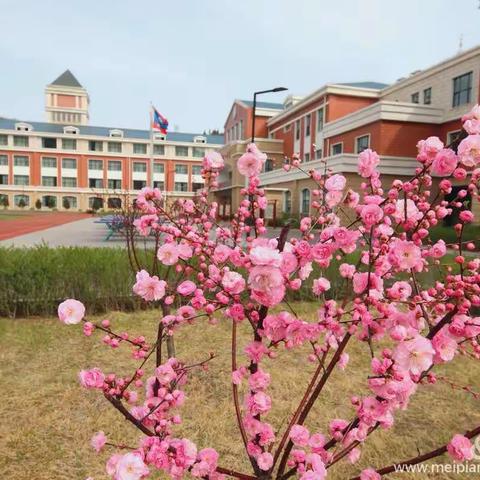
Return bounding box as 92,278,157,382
0,212,90,241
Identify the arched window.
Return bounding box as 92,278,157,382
0,194,9,208
108,197,122,209
14,194,30,208
42,195,57,208
284,191,292,214
300,189,310,215
89,196,104,210
62,196,77,209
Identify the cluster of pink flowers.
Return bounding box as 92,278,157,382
58,105,480,479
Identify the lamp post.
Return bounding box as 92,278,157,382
251,87,288,144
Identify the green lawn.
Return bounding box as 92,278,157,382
1,305,479,479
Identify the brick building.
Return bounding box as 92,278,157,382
0,71,222,211
216,45,480,220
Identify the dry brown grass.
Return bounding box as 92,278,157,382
1,304,480,479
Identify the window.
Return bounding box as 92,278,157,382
315,148,323,159
153,163,165,173
0,134,7,145
192,147,205,158
423,87,432,105
453,72,473,107
331,143,343,155
42,137,57,149
133,143,147,154
109,129,123,138
192,182,203,192
89,197,104,209
284,191,291,214
265,158,274,172
14,156,29,167
283,124,291,133
194,136,206,144
62,138,77,150
42,157,57,168
0,175,8,185
89,140,103,152
153,181,165,190
14,195,29,207
174,182,188,191
108,161,122,171
0,155,7,166
15,123,32,132
317,108,324,131
175,164,188,174
295,120,300,141
133,180,147,190
42,176,57,187
108,197,122,208
14,175,29,185
133,162,147,172
62,196,77,209
153,144,165,155
192,165,202,175
13,136,29,147
411,92,419,104
153,132,166,141
447,130,462,145
108,141,122,153
305,115,311,137
62,177,77,187
356,135,370,153
301,189,310,215
63,126,79,135
304,153,310,163
42,195,57,208
89,178,104,188
88,159,103,170
108,179,122,189
175,146,189,157
62,158,77,169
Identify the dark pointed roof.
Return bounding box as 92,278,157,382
50,70,83,88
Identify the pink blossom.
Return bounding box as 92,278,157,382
222,271,246,295
339,263,355,278
177,280,196,296
250,245,282,267
247,391,272,415
392,199,422,224
203,151,224,169
325,190,343,207
360,468,381,480
248,266,284,304
91,431,107,453
113,452,149,480
393,335,434,375
458,134,480,167
58,299,85,325
417,136,444,160
360,204,384,226
358,149,380,177
429,240,446,258
79,368,105,389
353,272,383,299
155,363,177,385
325,174,346,191
432,148,458,176
256,452,273,471
388,239,423,271
312,278,331,295
213,244,231,263
133,270,166,301
248,369,271,391
447,434,474,461
157,243,179,265
432,329,457,363
290,425,310,446
238,152,263,177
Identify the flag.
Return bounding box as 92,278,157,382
152,107,169,134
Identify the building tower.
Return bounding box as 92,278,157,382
45,70,89,125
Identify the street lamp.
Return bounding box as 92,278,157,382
251,87,288,143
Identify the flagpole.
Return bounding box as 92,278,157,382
149,102,154,188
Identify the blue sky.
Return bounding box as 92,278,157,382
2,0,480,133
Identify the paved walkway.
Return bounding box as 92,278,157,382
0,212,90,241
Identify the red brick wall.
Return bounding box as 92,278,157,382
57,94,76,108
326,95,378,122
